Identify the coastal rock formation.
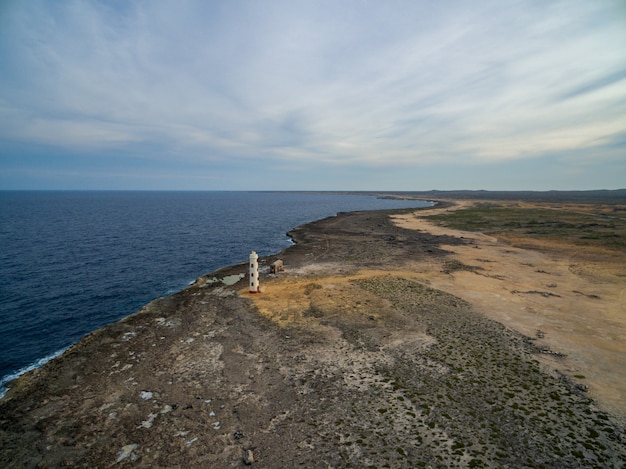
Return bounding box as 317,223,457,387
1,203,625,467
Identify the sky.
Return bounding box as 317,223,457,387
1,0,625,191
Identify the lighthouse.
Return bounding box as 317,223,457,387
249,251,260,293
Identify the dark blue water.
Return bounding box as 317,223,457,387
0,191,431,395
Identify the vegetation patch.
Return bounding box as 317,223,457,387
425,205,626,252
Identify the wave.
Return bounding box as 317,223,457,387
0,345,71,399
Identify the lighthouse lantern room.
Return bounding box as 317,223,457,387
249,251,260,293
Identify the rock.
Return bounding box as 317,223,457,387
243,449,254,465
116,444,138,463
138,413,157,429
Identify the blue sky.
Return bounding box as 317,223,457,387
1,0,625,191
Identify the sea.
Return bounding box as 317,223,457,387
0,191,431,396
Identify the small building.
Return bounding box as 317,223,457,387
270,259,283,274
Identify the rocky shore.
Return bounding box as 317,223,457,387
1,200,625,468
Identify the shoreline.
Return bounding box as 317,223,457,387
0,195,435,399
1,197,625,467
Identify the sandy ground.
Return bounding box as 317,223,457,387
390,201,626,422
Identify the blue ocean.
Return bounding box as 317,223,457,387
0,191,430,395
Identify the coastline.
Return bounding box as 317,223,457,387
0,191,433,394
1,198,625,467
0,347,71,399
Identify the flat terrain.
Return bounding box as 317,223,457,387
392,199,626,420
1,196,625,468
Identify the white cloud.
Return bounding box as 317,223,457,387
1,0,625,188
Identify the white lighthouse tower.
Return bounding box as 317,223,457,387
249,251,259,293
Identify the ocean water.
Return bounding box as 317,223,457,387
0,191,430,395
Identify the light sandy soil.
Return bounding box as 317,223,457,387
390,201,626,422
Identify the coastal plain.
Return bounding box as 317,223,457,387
1,195,625,467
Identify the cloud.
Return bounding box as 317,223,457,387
1,0,625,189
557,68,626,101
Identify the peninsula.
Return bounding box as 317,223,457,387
1,193,625,467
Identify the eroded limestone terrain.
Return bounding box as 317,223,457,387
1,202,625,467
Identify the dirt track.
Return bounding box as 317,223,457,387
1,200,625,467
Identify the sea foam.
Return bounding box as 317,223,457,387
0,345,70,399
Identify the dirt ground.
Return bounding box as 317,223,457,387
1,198,625,468
390,200,626,421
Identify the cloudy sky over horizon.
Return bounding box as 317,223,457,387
1,0,625,190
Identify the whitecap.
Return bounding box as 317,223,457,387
0,345,71,399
